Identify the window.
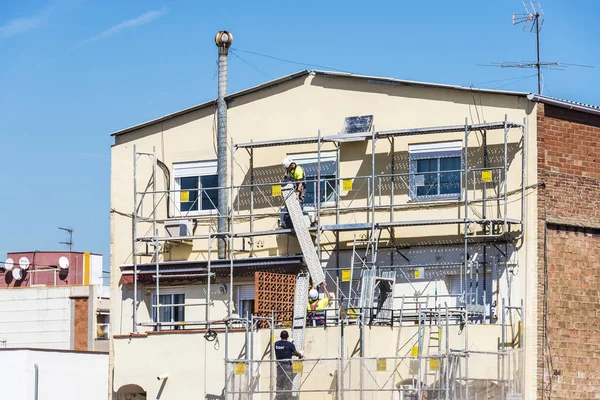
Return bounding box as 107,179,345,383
409,142,462,200
96,312,110,340
173,161,218,215
237,285,255,318
287,151,338,208
152,292,185,330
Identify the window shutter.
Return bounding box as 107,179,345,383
238,285,255,301
173,160,217,178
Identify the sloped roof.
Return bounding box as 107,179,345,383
110,70,529,137
527,94,600,116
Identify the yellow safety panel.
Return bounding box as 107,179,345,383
235,362,245,375
430,358,440,371
481,170,493,182
377,358,387,371
342,179,353,191
293,361,303,373
272,185,282,197
341,270,351,282
411,346,419,357
180,191,190,202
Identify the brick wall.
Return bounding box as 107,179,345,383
73,298,89,351
537,103,600,399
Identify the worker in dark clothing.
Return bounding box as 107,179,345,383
274,330,302,400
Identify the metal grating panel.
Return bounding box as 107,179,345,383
282,184,325,285
292,273,309,395
254,272,296,327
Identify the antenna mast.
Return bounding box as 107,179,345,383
512,1,544,93
59,227,73,252
479,2,592,94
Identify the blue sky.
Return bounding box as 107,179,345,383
0,0,598,276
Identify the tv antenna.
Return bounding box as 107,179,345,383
59,227,73,252
479,2,592,94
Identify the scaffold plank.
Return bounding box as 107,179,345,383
282,183,325,286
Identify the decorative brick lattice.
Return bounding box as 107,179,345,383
254,272,296,327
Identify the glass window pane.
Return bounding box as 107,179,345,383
415,159,438,197
416,159,437,173
179,177,199,212
440,157,461,195
416,173,438,196
173,294,185,323
159,294,172,323
440,157,460,171
304,175,337,206
320,175,336,203
200,175,218,210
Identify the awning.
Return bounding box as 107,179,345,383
120,255,304,284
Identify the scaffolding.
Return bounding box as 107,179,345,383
223,301,525,399
126,115,528,399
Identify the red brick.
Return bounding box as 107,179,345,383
537,103,600,400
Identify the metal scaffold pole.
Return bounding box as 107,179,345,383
317,129,322,262
463,118,470,400
152,147,161,331
132,145,138,333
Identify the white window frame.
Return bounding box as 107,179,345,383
287,151,338,209
172,160,219,216
408,141,462,201
151,289,185,330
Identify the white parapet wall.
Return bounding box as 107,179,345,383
0,286,72,349
0,348,108,400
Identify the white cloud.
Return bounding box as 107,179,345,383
80,9,167,44
0,14,45,40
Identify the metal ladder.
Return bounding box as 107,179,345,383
349,228,382,307
282,184,325,286
291,273,309,396
424,308,442,392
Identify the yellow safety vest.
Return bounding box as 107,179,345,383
288,165,305,182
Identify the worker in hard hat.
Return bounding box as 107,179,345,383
274,330,303,399
282,157,306,208
307,283,331,326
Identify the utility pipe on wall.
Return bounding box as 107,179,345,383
215,31,232,259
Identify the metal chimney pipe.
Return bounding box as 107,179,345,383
215,31,232,259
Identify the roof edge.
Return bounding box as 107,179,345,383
312,70,529,97
527,93,600,117
110,69,531,138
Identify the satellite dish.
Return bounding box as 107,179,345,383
12,268,22,280
19,257,30,270
4,258,14,271
58,256,70,270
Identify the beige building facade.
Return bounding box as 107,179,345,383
110,71,538,399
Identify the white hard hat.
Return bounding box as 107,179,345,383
309,289,319,301
282,157,293,168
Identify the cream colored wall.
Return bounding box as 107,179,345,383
111,75,532,274
113,324,514,399
110,74,538,397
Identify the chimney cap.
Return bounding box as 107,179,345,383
215,31,233,48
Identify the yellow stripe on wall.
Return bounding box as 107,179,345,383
84,252,90,285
